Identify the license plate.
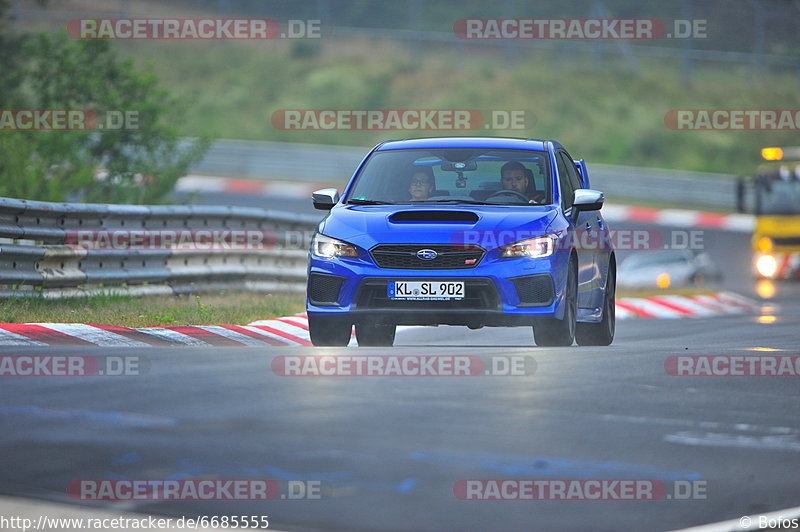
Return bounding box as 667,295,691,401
387,281,464,301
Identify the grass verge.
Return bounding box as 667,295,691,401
0,291,305,327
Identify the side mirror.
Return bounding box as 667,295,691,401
312,188,339,210
572,188,604,212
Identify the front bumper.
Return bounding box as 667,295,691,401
306,250,570,326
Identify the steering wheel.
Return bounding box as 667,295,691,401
486,189,530,203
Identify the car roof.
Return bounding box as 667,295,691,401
375,137,551,152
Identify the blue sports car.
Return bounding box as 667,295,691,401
306,137,616,347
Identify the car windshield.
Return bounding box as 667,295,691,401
345,148,551,205
757,177,800,215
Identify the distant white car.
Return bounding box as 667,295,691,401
618,250,722,289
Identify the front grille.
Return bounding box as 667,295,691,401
772,236,800,247
512,274,554,306
370,244,485,269
355,278,500,310
308,273,345,305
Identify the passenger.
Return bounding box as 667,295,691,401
408,167,435,201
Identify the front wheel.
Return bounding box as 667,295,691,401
576,262,616,346
533,259,577,347
308,315,352,347
355,323,396,347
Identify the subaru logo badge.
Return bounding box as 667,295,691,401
417,249,438,260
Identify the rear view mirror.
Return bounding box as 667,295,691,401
440,161,477,172
572,189,604,212
312,188,340,210
440,160,477,188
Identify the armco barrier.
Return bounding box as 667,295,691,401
0,197,319,297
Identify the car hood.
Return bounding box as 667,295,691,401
318,204,559,251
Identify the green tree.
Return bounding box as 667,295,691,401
0,5,208,204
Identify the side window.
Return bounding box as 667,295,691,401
560,151,583,192
556,152,575,211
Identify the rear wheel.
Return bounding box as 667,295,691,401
576,262,616,346
308,315,352,347
533,259,577,347
355,323,396,347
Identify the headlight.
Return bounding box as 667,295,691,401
756,254,778,278
311,233,358,259
499,234,558,259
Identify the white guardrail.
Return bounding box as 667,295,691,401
0,197,319,298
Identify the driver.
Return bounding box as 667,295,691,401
500,161,541,204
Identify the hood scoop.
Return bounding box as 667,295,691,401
389,210,479,223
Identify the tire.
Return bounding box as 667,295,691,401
355,323,396,347
576,262,616,346
308,315,352,347
533,259,577,347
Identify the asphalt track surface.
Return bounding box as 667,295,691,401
0,192,797,531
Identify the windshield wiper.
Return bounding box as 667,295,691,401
347,199,395,205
